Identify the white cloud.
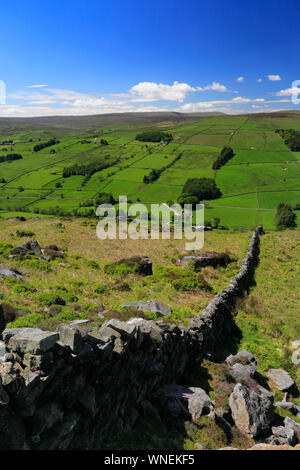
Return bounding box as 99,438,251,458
257,78,263,82
267,75,281,81
26,84,48,88
276,87,298,97
202,82,228,92
128,81,197,102
237,77,244,82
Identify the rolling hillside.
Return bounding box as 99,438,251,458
0,111,299,230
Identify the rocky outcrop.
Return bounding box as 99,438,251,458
229,383,274,438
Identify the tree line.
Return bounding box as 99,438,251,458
33,139,60,152
0,153,23,163
275,128,300,152
143,153,182,184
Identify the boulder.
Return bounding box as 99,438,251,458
0,266,23,281
155,384,214,421
229,384,273,438
226,349,256,367
284,417,300,434
42,245,64,260
266,369,295,393
292,349,300,366
179,251,232,269
275,400,300,418
7,328,59,354
269,425,296,446
122,300,172,317
10,240,43,257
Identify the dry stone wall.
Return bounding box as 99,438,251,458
0,226,263,450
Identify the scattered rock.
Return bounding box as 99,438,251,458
42,245,64,260
269,425,296,446
292,349,300,366
0,266,23,281
179,251,232,269
7,216,26,222
275,400,300,418
266,369,295,393
248,443,300,450
229,383,273,438
155,384,214,421
10,240,43,257
122,300,172,317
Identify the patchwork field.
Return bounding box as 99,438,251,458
0,111,300,229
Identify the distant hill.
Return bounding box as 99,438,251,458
0,111,225,132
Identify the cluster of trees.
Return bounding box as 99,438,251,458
33,139,60,152
62,158,119,178
275,203,297,230
143,154,182,184
212,146,235,170
94,192,116,206
178,178,222,205
275,128,300,151
0,153,23,163
136,130,173,143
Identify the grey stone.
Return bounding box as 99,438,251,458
156,384,214,420
266,368,295,392
10,240,43,257
291,349,300,366
0,266,23,280
229,384,273,438
122,300,172,316
270,425,296,446
106,319,137,338
8,328,59,354
58,320,92,353
226,349,256,367
284,416,300,432
230,363,256,381
0,341,5,363
275,400,300,418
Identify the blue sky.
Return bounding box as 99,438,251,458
0,0,299,116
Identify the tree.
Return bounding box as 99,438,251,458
180,178,222,202
94,192,116,206
275,203,297,230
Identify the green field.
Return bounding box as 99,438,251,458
0,111,300,229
